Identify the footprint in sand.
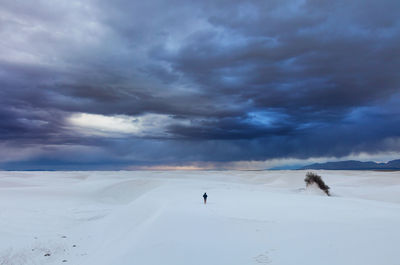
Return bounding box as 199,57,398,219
253,251,271,264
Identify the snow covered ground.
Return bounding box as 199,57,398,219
1,170,400,265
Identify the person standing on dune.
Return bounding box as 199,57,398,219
203,192,208,204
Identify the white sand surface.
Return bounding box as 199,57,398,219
0,170,399,265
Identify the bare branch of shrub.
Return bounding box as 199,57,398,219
305,172,330,196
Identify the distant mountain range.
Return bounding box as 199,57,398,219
300,159,400,170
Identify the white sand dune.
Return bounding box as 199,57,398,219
0,170,400,265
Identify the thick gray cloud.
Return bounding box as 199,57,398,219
0,0,400,169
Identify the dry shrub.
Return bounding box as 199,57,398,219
305,172,330,196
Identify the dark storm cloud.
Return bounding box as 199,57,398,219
0,0,400,169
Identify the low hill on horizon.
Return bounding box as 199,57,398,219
300,159,400,170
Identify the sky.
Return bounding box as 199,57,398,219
0,0,400,170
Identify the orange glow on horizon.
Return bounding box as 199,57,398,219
127,165,216,171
